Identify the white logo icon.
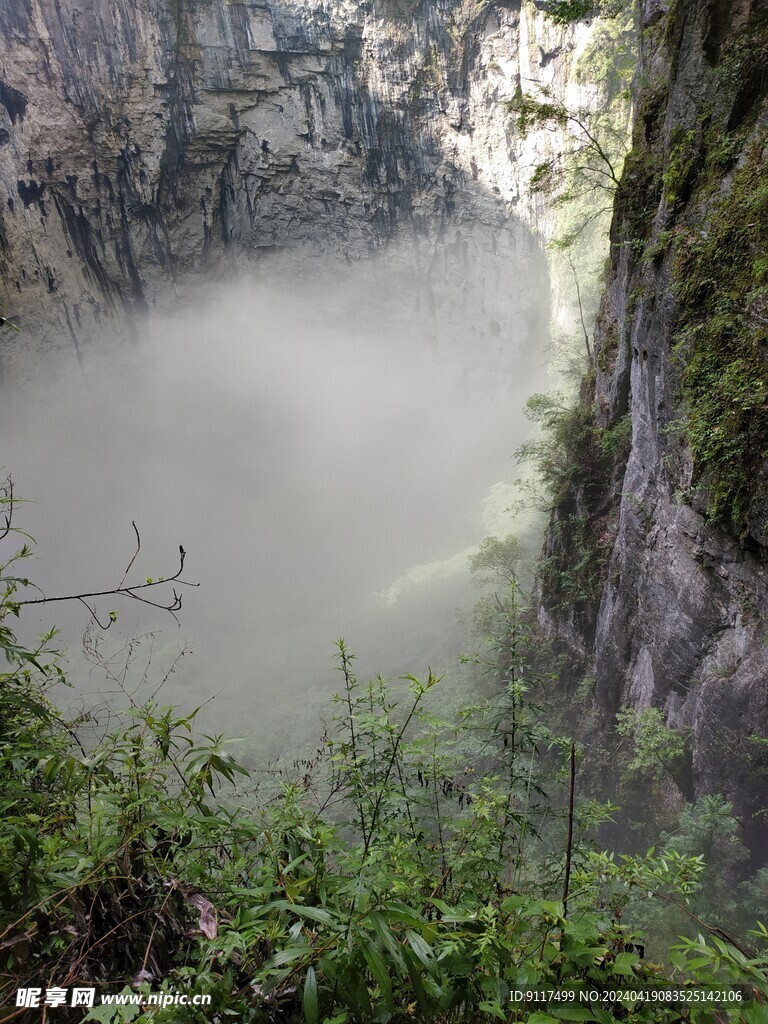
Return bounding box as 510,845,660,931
70,987,96,1007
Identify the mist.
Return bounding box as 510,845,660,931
2,227,550,750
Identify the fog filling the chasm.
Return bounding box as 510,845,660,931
2,235,549,750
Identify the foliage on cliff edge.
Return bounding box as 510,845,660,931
2,483,768,1023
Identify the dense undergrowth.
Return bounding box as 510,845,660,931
2,478,768,1024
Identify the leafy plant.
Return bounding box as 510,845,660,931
543,0,628,25
1,487,767,1022
615,707,688,786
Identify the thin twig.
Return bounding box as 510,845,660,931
119,521,141,588
141,881,178,975
562,743,576,917
0,478,14,541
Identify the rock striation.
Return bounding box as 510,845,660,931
539,0,768,854
0,0,598,379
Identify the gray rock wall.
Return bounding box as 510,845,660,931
0,0,596,379
539,0,768,852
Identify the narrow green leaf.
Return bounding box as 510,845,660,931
362,942,393,1009
403,948,429,1018
406,930,433,967
272,901,338,928
303,966,318,1024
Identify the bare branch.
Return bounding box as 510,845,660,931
118,521,141,589
0,478,13,542
562,743,577,917
566,111,621,186
0,488,199,627
77,597,116,631
562,251,594,365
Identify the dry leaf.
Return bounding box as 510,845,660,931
185,892,218,939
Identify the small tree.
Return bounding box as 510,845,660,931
544,0,628,26
510,89,629,222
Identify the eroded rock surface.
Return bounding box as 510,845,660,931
539,0,768,852
0,0,596,379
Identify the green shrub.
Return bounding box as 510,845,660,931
2,490,768,1022
516,395,627,621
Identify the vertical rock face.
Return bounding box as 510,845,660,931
0,0,596,377
541,0,768,850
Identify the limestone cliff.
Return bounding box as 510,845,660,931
0,0,601,381
539,0,768,852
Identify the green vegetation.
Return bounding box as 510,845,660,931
672,133,768,541
3,483,767,1022
522,0,767,642
596,4,768,545
543,0,627,26
615,708,689,787
501,0,635,632
2,0,768,1017
661,127,699,207
505,4,635,627
509,91,628,234
516,395,599,510
514,395,629,624
510,0,633,271
575,14,637,102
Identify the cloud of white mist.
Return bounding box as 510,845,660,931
1,232,550,748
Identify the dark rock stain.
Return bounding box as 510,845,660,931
17,179,47,208
0,82,28,125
